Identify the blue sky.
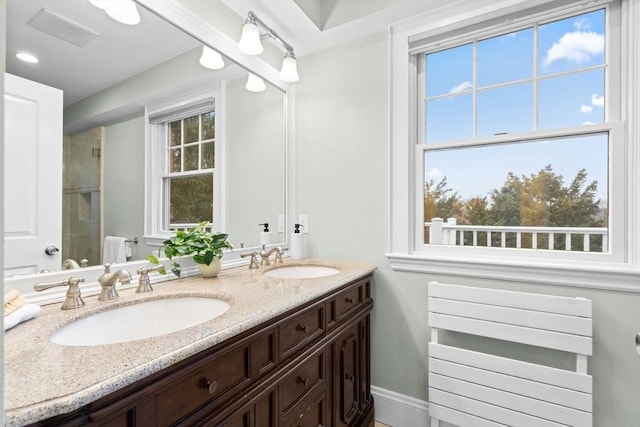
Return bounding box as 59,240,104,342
423,9,607,201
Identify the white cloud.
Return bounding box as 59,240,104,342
580,104,593,113
583,121,595,125
449,81,472,94
543,30,604,66
591,94,604,107
573,18,592,32
427,168,443,179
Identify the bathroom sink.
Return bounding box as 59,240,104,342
50,297,230,346
263,265,340,279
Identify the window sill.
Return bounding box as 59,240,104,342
386,252,640,292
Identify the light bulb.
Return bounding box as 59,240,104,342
89,0,140,25
238,22,263,55
199,46,225,70
16,52,39,63
279,53,299,83
245,73,266,92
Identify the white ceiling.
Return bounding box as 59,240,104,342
220,0,463,57
5,0,543,109
5,0,200,106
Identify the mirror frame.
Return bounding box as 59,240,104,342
5,0,295,304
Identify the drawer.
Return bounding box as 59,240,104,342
156,345,251,426
279,306,324,359
280,350,326,414
282,388,327,427
328,278,368,329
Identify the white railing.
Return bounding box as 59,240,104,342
427,217,608,252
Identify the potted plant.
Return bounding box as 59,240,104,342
148,221,233,278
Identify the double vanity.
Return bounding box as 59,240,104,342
4,259,375,427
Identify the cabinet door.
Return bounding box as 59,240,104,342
359,318,372,411
336,323,360,427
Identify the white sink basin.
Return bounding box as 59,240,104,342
263,265,340,279
51,297,230,346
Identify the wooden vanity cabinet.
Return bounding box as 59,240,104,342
29,274,373,427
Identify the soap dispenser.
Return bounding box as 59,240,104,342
259,223,272,246
290,223,304,260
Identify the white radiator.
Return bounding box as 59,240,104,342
427,282,593,427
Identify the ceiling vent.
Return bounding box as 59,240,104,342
28,8,100,47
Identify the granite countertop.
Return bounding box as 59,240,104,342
4,258,376,426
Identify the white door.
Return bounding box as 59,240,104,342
4,73,63,275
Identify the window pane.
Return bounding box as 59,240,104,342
183,145,199,171
426,44,473,97
201,142,214,169
184,116,199,143
426,94,472,143
169,148,181,173
538,10,605,76
202,112,215,140
424,134,608,251
539,69,604,130
477,83,533,137
477,28,533,87
169,121,181,146
169,175,213,224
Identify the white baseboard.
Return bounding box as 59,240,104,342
372,386,429,426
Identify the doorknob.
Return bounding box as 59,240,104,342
44,246,60,256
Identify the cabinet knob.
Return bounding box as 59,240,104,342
204,379,218,394
297,376,309,386
344,374,355,382
296,324,309,333
345,297,355,304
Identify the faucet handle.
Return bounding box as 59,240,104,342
135,265,163,293
274,247,288,264
34,276,85,310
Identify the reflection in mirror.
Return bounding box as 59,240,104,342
4,0,286,275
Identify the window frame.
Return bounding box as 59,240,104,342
388,0,640,290
144,83,224,246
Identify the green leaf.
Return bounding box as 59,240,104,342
146,254,160,264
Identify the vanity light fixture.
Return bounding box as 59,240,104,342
238,13,263,55
199,46,225,70
16,52,39,63
245,73,266,92
89,0,141,26
279,50,299,83
238,11,300,83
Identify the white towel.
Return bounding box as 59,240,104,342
4,304,41,331
103,236,128,264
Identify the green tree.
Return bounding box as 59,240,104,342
488,172,522,226
426,166,604,251
424,177,463,221
424,177,462,243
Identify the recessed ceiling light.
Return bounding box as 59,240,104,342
16,52,39,63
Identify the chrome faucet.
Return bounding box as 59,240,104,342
98,263,131,301
34,276,86,310
260,245,286,266
135,264,164,293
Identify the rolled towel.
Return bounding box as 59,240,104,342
4,304,41,331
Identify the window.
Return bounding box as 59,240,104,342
144,85,222,243
164,111,215,229
419,8,612,254
389,0,640,287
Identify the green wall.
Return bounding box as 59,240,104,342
103,115,152,260
295,30,640,425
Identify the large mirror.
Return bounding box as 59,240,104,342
4,0,287,276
